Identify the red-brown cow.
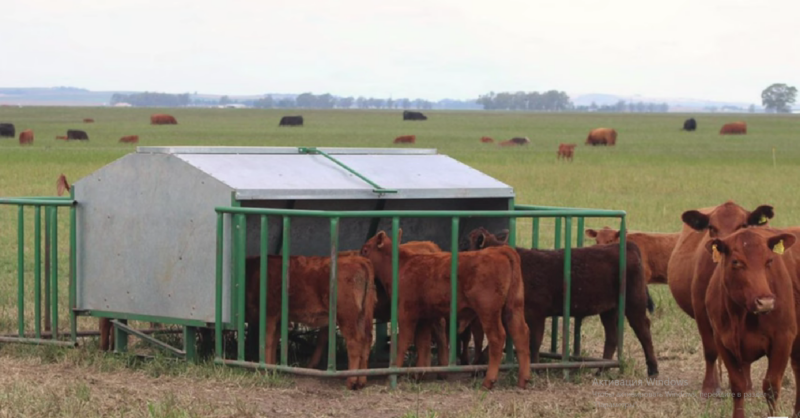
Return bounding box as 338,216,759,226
19,129,33,145
667,200,774,394
244,255,376,390
585,128,617,146
308,241,446,372
119,135,139,144
586,227,680,285
393,135,416,144
150,114,178,125
498,137,530,146
719,121,747,135
480,136,494,143
83,118,94,123
557,143,576,161
55,135,68,140
463,228,658,377
360,230,530,389
705,228,799,418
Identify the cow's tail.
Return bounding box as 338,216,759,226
646,287,655,314
353,259,376,333
502,247,524,308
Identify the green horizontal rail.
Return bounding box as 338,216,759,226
218,358,619,378
215,207,626,218
0,199,75,206
298,147,398,194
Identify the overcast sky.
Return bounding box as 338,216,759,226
5,0,799,103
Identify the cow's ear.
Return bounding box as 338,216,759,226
768,234,796,254
475,234,486,249
705,239,728,262
376,231,386,248
747,205,774,226
682,210,710,231
494,229,509,244
585,229,598,238
613,230,621,240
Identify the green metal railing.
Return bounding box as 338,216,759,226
0,196,78,347
213,205,627,388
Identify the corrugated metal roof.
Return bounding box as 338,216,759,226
146,146,514,200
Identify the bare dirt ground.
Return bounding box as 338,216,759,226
2,348,795,418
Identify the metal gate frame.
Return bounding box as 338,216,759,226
214,203,628,388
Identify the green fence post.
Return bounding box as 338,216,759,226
34,206,41,339
114,319,128,353
69,191,77,344
562,217,573,378
281,216,291,366
532,218,540,249
550,217,562,354
215,213,224,361
506,209,517,362
389,217,400,389
50,207,59,339
449,217,459,367
44,209,51,333
259,215,268,366
576,217,585,248
17,205,25,338
617,216,627,370
234,214,246,362
184,326,198,363
328,217,340,372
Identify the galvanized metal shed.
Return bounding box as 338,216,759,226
74,146,514,326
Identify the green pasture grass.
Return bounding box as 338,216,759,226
1,107,799,417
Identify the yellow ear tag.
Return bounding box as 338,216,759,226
774,240,785,255
759,215,768,225
712,244,721,263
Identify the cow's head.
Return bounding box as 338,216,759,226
681,201,774,238
360,229,403,259
584,226,620,245
705,229,795,314
461,228,509,251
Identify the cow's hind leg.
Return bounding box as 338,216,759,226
414,321,433,382
341,322,366,390
430,318,449,379
625,305,658,377
504,304,531,388
306,327,328,369
597,310,618,375
477,311,506,390
99,318,113,351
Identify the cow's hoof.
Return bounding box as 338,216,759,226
482,379,496,390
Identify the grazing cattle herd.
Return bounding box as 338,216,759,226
3,109,786,415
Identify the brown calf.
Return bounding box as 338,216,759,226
557,143,576,161
19,129,33,145
480,136,494,143
667,200,774,394
393,135,416,144
55,135,68,140
360,230,530,389
83,118,95,123
719,121,747,135
463,228,658,377
585,227,679,285
705,228,799,418
150,114,178,125
119,135,139,144
586,128,616,146
244,255,376,390
308,241,446,372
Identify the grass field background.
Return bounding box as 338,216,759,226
0,107,799,417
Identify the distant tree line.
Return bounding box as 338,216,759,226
248,93,437,110
476,90,572,111
575,100,669,113
110,92,190,107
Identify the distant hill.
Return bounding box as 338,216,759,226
0,87,134,106
572,93,758,112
